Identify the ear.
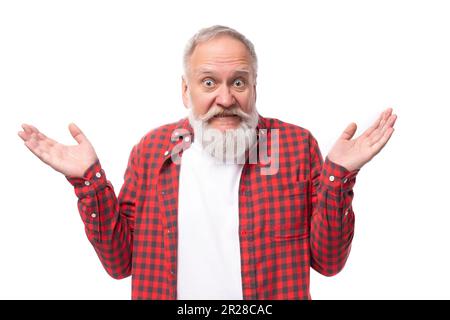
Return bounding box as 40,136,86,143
181,76,189,109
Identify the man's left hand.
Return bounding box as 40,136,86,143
327,108,397,172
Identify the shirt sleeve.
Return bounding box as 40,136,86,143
308,133,359,276
66,146,138,279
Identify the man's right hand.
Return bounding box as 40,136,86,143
18,123,99,178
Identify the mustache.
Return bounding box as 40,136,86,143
199,105,252,122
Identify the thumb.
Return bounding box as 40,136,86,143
68,123,87,144
340,122,357,140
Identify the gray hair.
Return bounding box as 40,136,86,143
183,25,258,77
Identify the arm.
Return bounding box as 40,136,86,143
18,123,136,279
66,146,138,279
309,108,397,276
309,135,358,276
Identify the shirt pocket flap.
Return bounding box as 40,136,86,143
267,179,311,241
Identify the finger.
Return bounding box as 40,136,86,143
68,123,87,144
22,131,57,168
21,124,56,144
362,115,382,137
383,107,393,118
363,108,393,138
383,113,397,130
21,124,35,134
26,132,40,149
18,130,31,141
379,109,392,131
379,108,392,123
28,132,54,153
386,108,393,118
36,131,57,147
370,114,397,145
371,127,395,154
27,124,41,134
369,125,385,146
362,113,383,138
24,138,46,162
339,122,357,140
371,115,397,146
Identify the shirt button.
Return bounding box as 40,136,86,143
184,136,190,142
164,150,170,156
345,209,349,216
95,172,102,178
166,229,171,234
84,181,91,186
329,175,335,182
91,213,97,218
343,178,348,183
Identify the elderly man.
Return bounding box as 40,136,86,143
18,25,397,300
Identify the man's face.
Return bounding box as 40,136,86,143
182,35,257,131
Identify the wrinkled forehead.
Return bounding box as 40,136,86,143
188,36,254,76
192,66,252,80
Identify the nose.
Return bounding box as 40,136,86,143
215,85,236,108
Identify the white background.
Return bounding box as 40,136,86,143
1,0,449,299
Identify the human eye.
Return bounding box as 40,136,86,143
202,78,216,88
233,78,246,88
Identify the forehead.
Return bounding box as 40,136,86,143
189,36,253,74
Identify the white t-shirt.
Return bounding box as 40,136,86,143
177,141,244,300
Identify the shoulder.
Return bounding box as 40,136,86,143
129,118,188,160
138,118,188,146
261,116,315,143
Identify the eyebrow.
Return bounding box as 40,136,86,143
194,68,251,77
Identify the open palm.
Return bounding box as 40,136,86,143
327,108,397,172
18,123,98,178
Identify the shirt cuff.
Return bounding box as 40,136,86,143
321,156,359,191
66,161,107,199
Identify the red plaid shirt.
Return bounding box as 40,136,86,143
67,115,358,300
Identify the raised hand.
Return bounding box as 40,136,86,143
18,123,98,178
327,108,397,172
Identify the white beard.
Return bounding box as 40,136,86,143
187,106,259,164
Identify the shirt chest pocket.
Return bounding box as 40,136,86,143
264,179,311,241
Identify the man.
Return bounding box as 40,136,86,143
18,25,397,300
